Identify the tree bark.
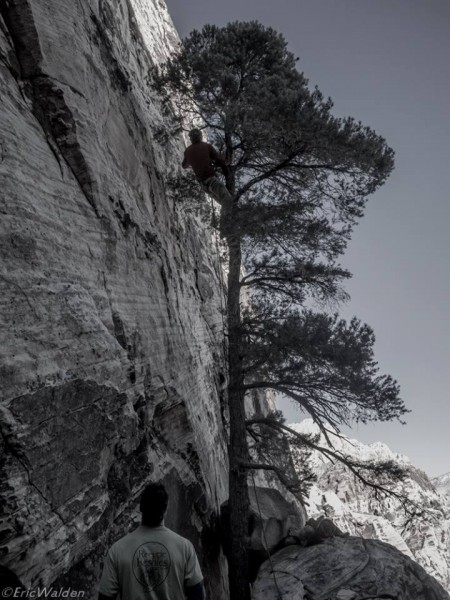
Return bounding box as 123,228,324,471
222,165,251,600
226,233,250,600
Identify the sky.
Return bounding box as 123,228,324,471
164,0,450,477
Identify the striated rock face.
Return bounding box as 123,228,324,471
252,537,450,600
291,420,450,593
0,0,229,596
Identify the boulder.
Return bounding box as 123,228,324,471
252,536,450,600
248,486,305,556
220,486,305,582
248,486,304,582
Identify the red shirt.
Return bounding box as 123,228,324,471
182,141,227,181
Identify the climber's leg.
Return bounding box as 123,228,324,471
200,175,234,236
200,175,233,207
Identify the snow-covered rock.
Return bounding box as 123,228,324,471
290,420,450,592
434,472,450,504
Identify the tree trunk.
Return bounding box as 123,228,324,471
222,163,251,599
226,233,250,600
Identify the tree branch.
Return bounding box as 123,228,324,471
240,461,301,495
235,161,356,201
246,418,423,515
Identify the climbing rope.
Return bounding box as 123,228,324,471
251,471,283,600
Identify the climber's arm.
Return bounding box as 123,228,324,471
208,144,230,175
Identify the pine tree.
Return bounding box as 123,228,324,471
156,21,407,600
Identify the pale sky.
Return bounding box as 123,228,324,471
165,0,450,477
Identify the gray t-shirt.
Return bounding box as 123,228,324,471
99,525,203,600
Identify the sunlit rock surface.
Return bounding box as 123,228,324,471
291,420,450,593
252,537,450,600
0,0,229,596
434,472,450,504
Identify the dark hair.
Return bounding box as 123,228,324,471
189,128,202,143
140,483,169,526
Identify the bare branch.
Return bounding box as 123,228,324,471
240,461,302,496
246,418,423,516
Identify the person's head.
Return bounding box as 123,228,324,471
189,128,203,143
140,483,169,527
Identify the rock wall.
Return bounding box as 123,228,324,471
0,0,229,596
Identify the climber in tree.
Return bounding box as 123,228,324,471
182,128,233,207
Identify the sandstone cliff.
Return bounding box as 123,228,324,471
0,0,229,596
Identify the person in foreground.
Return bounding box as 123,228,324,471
182,128,233,208
98,483,206,600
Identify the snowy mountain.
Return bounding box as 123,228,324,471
290,419,450,592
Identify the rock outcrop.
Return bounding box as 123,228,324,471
0,0,229,596
220,486,305,583
252,537,450,600
247,487,304,560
